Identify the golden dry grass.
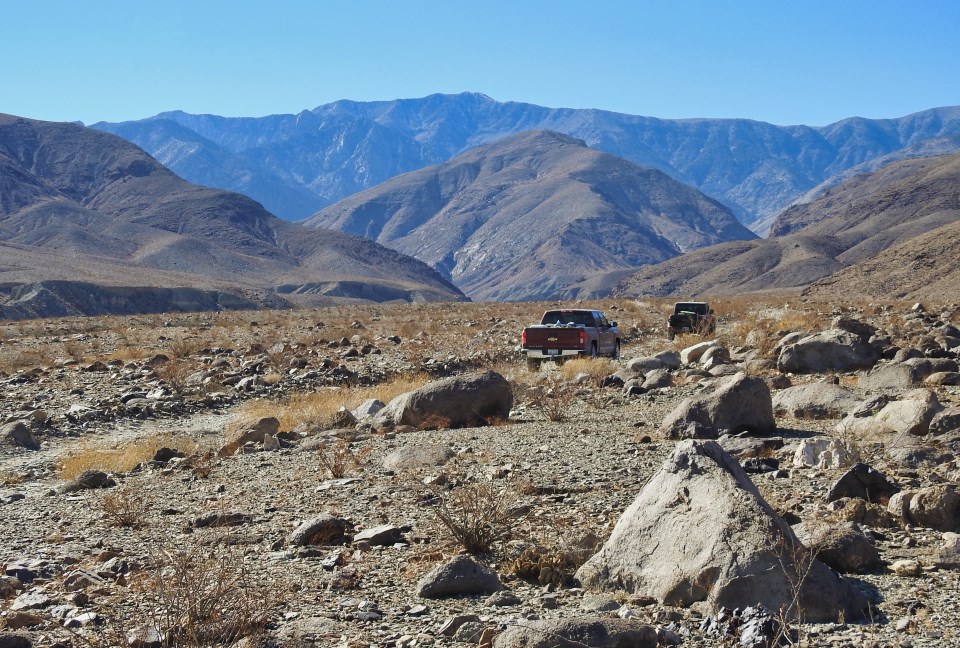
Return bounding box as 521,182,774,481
559,357,618,381
235,373,433,432
59,433,205,479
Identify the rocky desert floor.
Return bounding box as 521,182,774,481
1,297,959,648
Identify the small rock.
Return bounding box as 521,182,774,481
415,555,503,598
892,559,922,576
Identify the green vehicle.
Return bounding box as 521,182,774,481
667,302,715,340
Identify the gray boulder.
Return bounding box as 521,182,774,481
832,316,877,339
858,363,923,390
61,470,116,494
654,350,682,370
930,407,960,437
382,443,455,472
777,329,880,374
220,417,280,456
826,463,900,503
905,357,959,378
374,371,512,429
795,522,881,574
680,341,721,365
575,440,868,622
626,357,663,373
836,389,943,445
493,617,658,648
926,371,960,386
772,384,860,419
935,533,960,569
353,524,405,546
792,438,859,469
908,485,960,531
352,399,385,420
0,634,32,648
416,555,502,598
1,422,39,451
659,372,775,439
290,514,352,546
641,369,673,390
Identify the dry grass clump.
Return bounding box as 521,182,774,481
0,348,51,373
559,357,617,381
236,373,431,432
716,301,831,358
155,359,195,394
503,528,599,588
59,433,203,479
0,470,26,486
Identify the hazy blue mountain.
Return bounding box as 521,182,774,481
94,94,960,231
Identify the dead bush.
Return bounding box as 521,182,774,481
236,374,430,432
527,382,573,422
429,479,519,555
100,483,148,528
559,357,617,383
133,543,276,647
317,440,369,478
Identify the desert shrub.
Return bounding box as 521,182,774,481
429,479,519,555
416,414,453,431
100,482,148,528
155,359,194,394
526,382,574,422
59,433,202,479
134,543,275,647
317,440,370,478
0,470,25,486
167,337,203,359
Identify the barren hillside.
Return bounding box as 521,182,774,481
0,114,465,318
306,131,754,300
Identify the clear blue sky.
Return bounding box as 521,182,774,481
3,0,959,126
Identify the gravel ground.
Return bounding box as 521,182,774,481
1,301,959,647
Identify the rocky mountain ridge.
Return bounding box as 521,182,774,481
0,114,465,319
93,93,960,231
614,151,960,300
305,130,755,301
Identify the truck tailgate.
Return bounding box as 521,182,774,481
523,327,584,350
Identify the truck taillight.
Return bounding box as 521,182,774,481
521,330,527,346
579,330,585,347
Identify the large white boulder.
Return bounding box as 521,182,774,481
659,372,775,439
575,440,869,622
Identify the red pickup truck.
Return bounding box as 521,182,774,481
520,309,621,370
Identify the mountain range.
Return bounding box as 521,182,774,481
613,151,960,301
305,130,755,301
93,93,960,232
0,114,464,319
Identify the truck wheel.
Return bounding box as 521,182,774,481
612,340,621,360
526,358,541,372
589,343,598,359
